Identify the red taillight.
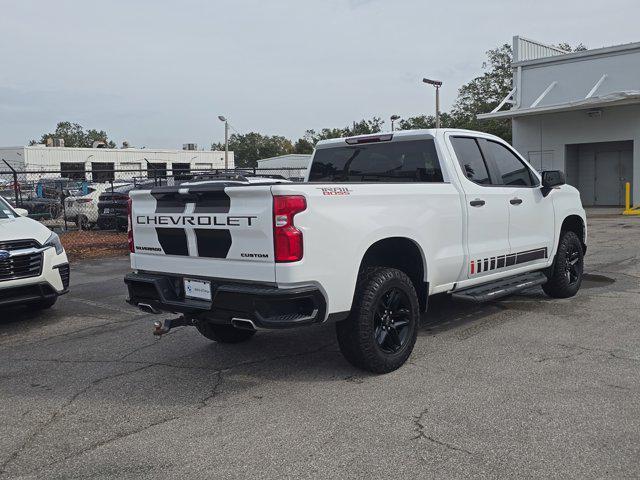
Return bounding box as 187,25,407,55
273,195,306,262
127,198,134,253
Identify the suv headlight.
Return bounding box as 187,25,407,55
44,232,64,255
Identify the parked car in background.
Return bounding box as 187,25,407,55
97,181,158,231
9,178,84,221
0,195,69,309
96,174,273,231
65,182,130,229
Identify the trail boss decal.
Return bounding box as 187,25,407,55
317,187,352,196
136,215,257,227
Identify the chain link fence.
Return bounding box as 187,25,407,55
0,166,307,256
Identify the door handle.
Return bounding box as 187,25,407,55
510,198,523,205
470,199,485,207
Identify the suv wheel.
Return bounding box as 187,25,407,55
196,322,256,343
542,231,584,298
336,267,419,373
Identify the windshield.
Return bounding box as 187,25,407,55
308,139,444,183
0,196,18,219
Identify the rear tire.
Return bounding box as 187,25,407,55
76,215,89,230
196,322,256,343
336,267,419,374
542,231,584,298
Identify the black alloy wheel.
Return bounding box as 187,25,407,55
336,267,420,373
374,287,412,354
565,243,581,286
542,230,584,299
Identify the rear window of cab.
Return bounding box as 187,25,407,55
308,139,444,183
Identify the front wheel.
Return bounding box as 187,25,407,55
196,322,256,343
336,267,419,374
542,231,584,298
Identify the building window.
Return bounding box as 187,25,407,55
60,162,86,181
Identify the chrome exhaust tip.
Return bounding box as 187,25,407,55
138,303,160,314
231,318,259,331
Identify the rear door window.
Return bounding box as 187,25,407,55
450,137,491,185
308,139,444,183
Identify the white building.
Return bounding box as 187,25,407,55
0,145,235,182
257,154,311,181
479,36,640,206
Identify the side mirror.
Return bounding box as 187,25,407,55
14,208,29,217
541,170,565,196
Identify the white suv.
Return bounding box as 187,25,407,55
0,196,69,309
65,182,130,229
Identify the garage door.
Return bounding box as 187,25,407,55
594,148,633,206
570,141,634,206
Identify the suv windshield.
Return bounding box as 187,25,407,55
0,197,18,219
308,139,444,183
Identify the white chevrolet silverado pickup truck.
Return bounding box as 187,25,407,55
125,129,586,373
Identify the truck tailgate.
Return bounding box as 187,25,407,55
129,183,275,283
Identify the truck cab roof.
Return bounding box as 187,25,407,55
314,128,504,149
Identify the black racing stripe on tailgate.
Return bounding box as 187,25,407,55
193,191,231,213
195,229,232,258
152,193,187,213
156,228,189,256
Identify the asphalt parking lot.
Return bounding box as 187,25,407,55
0,213,638,479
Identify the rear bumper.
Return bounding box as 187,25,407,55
124,271,327,329
97,215,127,230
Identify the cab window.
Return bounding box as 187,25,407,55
450,137,491,185
485,141,538,187
308,139,444,183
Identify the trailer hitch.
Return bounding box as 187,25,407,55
153,315,196,337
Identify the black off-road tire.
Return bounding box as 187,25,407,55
336,267,420,374
32,296,57,310
196,322,256,343
542,231,584,299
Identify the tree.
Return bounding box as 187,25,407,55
212,132,293,168
397,112,457,130
31,121,116,148
298,117,385,149
293,137,314,154
445,41,587,142
449,43,514,142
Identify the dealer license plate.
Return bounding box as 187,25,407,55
184,278,212,301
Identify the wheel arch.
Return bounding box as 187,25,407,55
560,215,587,254
356,237,428,311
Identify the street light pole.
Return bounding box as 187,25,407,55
390,114,400,132
422,78,443,129
218,115,229,170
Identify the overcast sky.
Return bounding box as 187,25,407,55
0,0,638,149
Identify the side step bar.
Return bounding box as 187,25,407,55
452,271,547,303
